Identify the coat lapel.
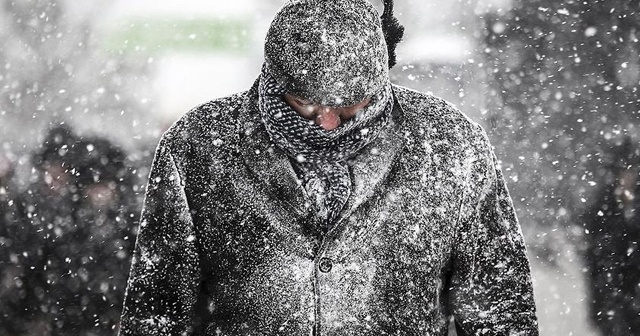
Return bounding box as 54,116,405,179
237,80,407,231
237,80,311,220
330,90,406,230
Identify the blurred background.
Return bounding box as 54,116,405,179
1,0,639,335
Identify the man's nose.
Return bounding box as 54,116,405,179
315,106,341,131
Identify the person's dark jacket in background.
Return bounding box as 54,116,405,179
583,146,640,335
1,126,141,336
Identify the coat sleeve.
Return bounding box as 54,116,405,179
119,139,201,335
448,125,538,335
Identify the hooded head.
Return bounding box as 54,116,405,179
264,0,389,107
74,137,129,188
34,125,77,171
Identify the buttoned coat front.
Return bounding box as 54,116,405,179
119,82,538,336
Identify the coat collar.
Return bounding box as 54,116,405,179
237,79,407,231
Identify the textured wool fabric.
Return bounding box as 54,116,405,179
258,67,393,228
119,83,539,335
264,0,389,107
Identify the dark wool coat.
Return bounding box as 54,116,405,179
119,81,539,336
583,183,640,334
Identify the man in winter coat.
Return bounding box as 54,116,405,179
120,0,539,335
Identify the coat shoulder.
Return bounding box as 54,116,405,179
393,85,489,153
394,85,479,133
160,91,247,154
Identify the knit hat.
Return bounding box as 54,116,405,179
33,124,78,170
264,0,389,107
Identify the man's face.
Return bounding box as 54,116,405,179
283,93,371,131
83,182,117,209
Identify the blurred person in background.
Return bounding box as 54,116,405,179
48,135,138,336
64,136,139,335
583,137,640,335
1,125,80,335
39,135,139,336
120,0,538,335
1,125,140,335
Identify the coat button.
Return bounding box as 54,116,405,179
318,257,333,273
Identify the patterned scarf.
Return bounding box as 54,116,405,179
258,67,393,229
